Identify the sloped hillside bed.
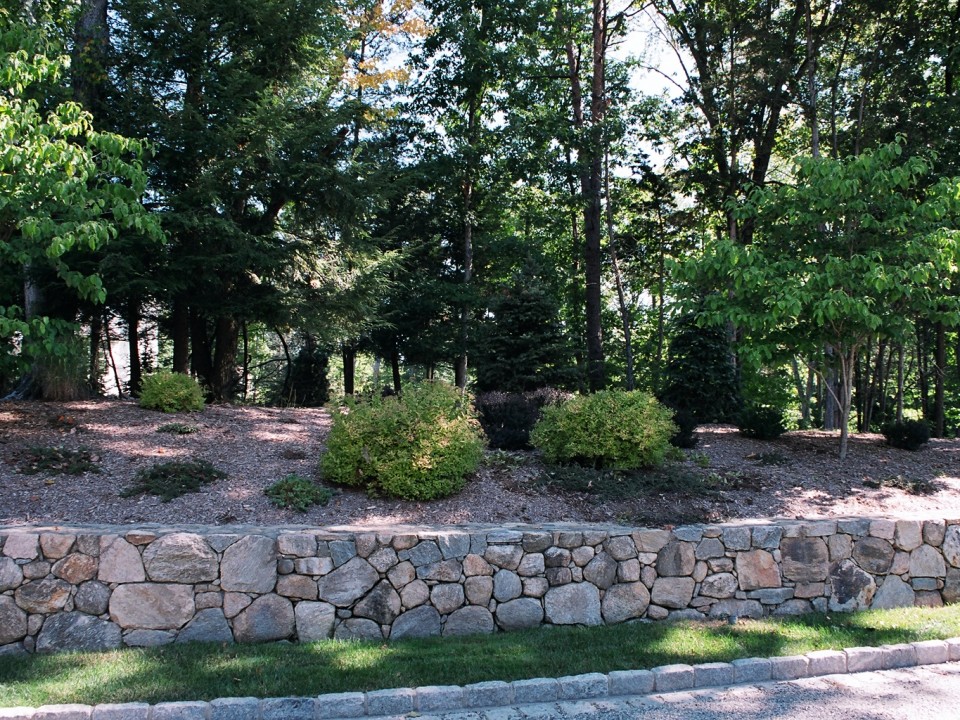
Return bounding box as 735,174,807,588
1,400,959,528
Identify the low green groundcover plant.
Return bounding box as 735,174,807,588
1,606,958,708
120,460,226,502
139,371,205,413
156,422,199,435
321,382,485,500
13,446,99,475
265,474,333,511
531,390,676,470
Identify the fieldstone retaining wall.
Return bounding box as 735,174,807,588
1,516,959,655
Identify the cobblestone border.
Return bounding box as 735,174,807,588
2,638,958,719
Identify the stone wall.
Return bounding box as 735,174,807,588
1,517,959,654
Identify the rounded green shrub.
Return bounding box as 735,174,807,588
882,420,930,451
737,405,786,440
530,390,677,470
139,371,205,413
321,382,485,500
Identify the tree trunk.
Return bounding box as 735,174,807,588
455,95,477,391
71,0,109,117
603,150,633,390
582,0,607,392
127,298,142,396
241,321,250,402
838,347,856,460
190,308,213,387
105,316,123,398
209,316,239,402
824,345,839,430
934,320,946,437
342,343,356,396
391,341,402,395
89,311,103,394
171,300,190,374
896,344,905,423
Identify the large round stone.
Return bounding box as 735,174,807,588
15,578,72,614
443,606,494,636
735,550,781,590
143,533,218,583
36,613,121,653
390,606,441,639
909,545,946,578
543,583,601,625
0,557,24,592
232,594,294,642
431,583,465,615
943,526,960,568
176,609,233,644
601,582,650,623
583,553,618,589
334,618,382,641
872,576,916,609
852,537,894,574
492,570,522,602
0,596,27,645
109,583,195,630
657,542,695,577
781,538,829,583
496,598,543,630
651,577,695,609
220,536,277,593
74,581,111,616
98,536,145,583
700,573,737,599
829,559,876,611
52,553,98,584
295,601,336,642
317,557,379,607
354,581,401,625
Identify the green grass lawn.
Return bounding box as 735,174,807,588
2,605,959,708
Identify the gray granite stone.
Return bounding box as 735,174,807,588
511,678,560,704
805,649,846,676
366,689,415,716
651,664,694,692
557,673,608,700
731,657,771,683
260,697,314,720
220,536,276,593
150,702,207,720
36,613,121,652
694,662,735,687
91,703,151,720
416,685,465,712
176,608,233,644
608,669,654,696
390,606,442,639
314,692,365,720
544,583,601,625
464,681,513,708
208,697,258,720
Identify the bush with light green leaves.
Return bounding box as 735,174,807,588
531,390,677,470
139,371,205,413
321,382,485,500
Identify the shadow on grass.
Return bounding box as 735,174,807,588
2,606,958,707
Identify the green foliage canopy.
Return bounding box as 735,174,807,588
0,22,160,354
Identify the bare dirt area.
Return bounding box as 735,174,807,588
1,400,958,529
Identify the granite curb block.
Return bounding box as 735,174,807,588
3,638,960,719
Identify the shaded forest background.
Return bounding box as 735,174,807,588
2,0,959,443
